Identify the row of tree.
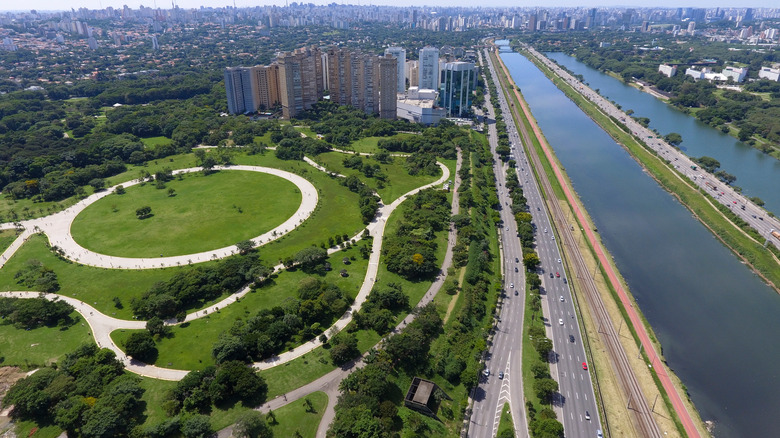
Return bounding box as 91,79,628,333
130,254,270,320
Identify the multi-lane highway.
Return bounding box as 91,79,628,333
524,45,780,251
468,49,603,438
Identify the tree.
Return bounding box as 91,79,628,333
136,206,152,219
534,378,559,404
531,417,564,438
329,333,359,365
114,185,126,195
180,414,213,438
663,132,683,146
89,178,106,191
146,316,169,337
168,188,176,197
125,331,157,362
236,239,256,255
523,252,540,269
233,411,273,438
294,246,328,271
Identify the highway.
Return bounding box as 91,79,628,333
468,49,602,438
523,45,780,252
491,46,669,437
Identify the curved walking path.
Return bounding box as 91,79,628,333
496,50,700,438
0,160,449,381
4,166,318,270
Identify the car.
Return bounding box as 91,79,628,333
558,318,564,325
585,411,590,420
569,335,575,343
597,430,603,438
582,362,588,370
563,278,567,284
544,228,548,233
483,369,490,377
498,371,504,379
515,257,519,263
557,258,561,263
560,296,564,302
514,290,518,296
510,282,514,288
555,272,560,278
537,207,540,211
550,273,554,278
514,267,518,272
505,227,509,231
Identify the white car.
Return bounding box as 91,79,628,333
560,296,564,302
558,318,564,325
510,282,514,288
557,258,561,263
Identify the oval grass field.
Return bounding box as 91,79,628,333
70,170,302,257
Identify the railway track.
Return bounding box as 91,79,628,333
487,49,663,438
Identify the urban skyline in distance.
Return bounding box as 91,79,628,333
5,0,779,13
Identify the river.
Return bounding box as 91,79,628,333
545,51,780,217
496,41,780,437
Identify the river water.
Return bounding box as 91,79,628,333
546,51,780,217
496,41,780,437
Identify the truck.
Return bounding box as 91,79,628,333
772,230,780,240
691,165,698,170
705,181,717,191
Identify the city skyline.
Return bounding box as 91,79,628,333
3,1,776,13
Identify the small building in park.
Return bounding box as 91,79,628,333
404,377,451,418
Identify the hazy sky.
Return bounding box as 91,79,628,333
5,0,773,12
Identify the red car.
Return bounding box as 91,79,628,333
555,272,560,278
582,362,588,370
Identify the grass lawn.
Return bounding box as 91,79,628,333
312,152,440,203
497,403,515,437
263,347,336,399
12,421,61,438
0,229,18,253
71,170,301,257
270,391,328,438
138,377,177,426
0,312,93,369
346,134,418,154
0,234,197,319
0,195,81,223
233,152,365,264
140,136,172,148
110,246,369,370
138,378,327,436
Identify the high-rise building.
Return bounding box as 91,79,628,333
253,64,280,110
418,46,439,90
87,36,98,50
277,46,324,119
407,61,419,87
384,46,406,93
327,47,353,107
439,61,477,117
151,35,159,50
224,66,257,114
327,48,396,119
376,54,398,119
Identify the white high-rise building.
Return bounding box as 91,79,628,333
385,46,406,93
418,46,440,91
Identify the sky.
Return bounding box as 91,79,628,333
5,0,775,12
